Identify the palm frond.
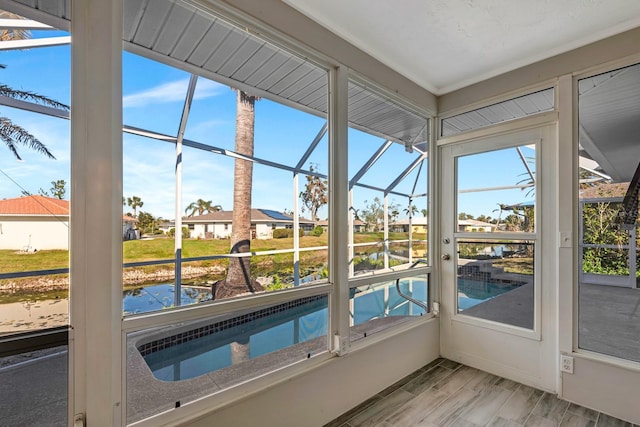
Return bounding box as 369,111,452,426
0,11,31,43
0,29,31,41
0,84,69,110
0,116,55,159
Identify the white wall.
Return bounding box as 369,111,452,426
189,223,294,239
562,356,640,424
214,223,230,239
0,216,69,250
255,223,271,239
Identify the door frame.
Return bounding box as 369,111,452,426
437,118,558,392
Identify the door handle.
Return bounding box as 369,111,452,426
441,253,451,261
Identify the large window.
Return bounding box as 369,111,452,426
577,63,640,362
347,78,430,341
0,12,70,426
121,0,336,421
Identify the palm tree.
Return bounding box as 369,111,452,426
493,203,510,228
1,12,69,160
127,196,143,217
185,199,222,216
404,203,418,218
215,90,264,299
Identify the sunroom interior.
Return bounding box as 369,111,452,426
1,0,640,426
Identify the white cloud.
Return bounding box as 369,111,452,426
186,119,229,140
123,78,224,108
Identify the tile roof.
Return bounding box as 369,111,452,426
0,195,69,216
0,196,140,222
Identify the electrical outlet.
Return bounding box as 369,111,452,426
561,355,574,374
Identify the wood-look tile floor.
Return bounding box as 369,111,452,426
324,358,637,427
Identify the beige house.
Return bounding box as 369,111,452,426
458,219,496,233
391,217,428,233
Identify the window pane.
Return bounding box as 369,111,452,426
350,275,428,341
346,79,429,340
0,13,70,427
0,26,70,335
121,0,329,318
457,145,535,233
347,81,429,278
577,62,640,363
457,240,534,329
121,0,333,421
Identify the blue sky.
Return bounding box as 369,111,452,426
0,28,533,222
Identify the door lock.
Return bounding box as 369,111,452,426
441,253,451,260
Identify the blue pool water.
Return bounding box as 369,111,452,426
123,284,211,315
457,278,521,310
138,278,427,381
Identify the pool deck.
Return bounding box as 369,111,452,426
0,349,67,427
462,282,534,329
579,282,640,362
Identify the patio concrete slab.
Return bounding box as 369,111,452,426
0,350,67,427
579,283,640,362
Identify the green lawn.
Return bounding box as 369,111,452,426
1,232,412,273
0,250,69,274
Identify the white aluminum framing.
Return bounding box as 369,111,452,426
0,34,68,50
173,74,198,305
70,0,123,425
0,17,51,29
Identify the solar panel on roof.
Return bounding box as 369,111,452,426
259,209,292,221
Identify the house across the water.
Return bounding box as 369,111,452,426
0,195,139,250
0,195,70,250
182,209,315,239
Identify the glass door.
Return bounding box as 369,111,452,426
439,125,556,390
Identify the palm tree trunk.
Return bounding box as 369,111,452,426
216,90,264,299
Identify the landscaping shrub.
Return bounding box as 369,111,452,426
167,226,191,238
273,229,290,238
311,225,324,237
272,228,305,238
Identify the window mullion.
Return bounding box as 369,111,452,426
328,65,350,355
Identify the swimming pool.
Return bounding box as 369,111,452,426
137,277,427,381
457,278,522,310
123,284,211,315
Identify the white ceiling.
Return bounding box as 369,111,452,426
283,0,640,95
